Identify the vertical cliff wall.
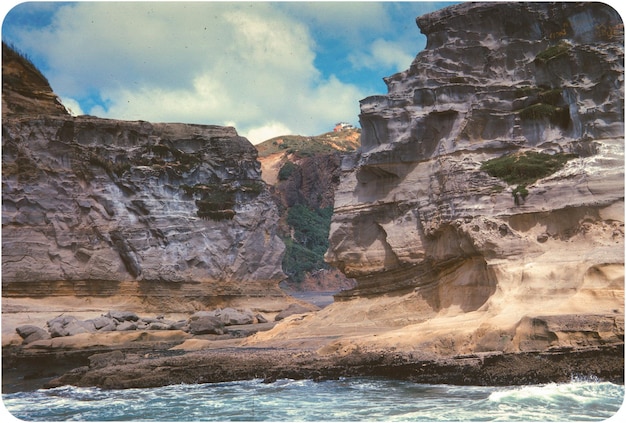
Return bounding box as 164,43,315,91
251,2,623,354
327,1,623,300
2,43,286,313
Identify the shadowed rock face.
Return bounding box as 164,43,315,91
325,2,623,316
2,44,286,312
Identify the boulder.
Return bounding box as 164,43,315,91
147,322,171,331
47,315,94,337
214,308,255,326
170,320,189,331
86,316,117,331
106,310,140,322
116,321,138,331
188,314,225,335
15,325,51,344
274,303,319,321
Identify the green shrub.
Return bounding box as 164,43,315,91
535,42,570,63
278,161,298,181
514,86,537,98
481,151,576,203
281,238,321,283
519,103,569,127
537,88,563,106
515,85,557,99
149,144,172,157
481,151,575,186
282,205,333,283
512,185,529,205
237,180,264,195
190,184,235,220
186,180,263,220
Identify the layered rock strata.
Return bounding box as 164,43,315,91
255,2,624,356
2,44,286,316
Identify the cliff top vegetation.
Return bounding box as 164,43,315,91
256,129,360,159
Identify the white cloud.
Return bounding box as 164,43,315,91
348,38,415,73
10,2,365,141
58,97,83,116
244,122,292,144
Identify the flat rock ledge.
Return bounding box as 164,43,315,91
3,341,623,392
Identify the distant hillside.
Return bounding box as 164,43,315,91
257,129,360,157
256,129,359,292
257,129,360,186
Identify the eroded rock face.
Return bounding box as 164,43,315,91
314,2,624,353
2,117,287,307
2,46,286,313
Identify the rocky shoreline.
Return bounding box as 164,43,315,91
3,303,624,393
3,336,623,393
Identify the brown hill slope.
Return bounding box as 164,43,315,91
257,129,360,185
1,42,69,118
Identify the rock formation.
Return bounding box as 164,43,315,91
253,2,624,356
1,42,287,317
2,4,624,392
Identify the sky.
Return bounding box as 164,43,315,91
1,1,457,143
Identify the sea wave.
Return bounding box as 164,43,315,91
3,378,624,422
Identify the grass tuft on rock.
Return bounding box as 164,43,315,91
481,151,577,203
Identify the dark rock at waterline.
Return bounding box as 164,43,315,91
88,351,126,370
38,344,624,390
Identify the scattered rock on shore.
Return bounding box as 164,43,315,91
14,304,316,344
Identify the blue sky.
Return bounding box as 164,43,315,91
2,1,457,143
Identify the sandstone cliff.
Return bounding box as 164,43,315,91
250,2,624,356
1,43,287,317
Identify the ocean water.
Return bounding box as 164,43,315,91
2,377,624,422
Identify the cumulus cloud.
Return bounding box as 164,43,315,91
348,38,415,73
245,122,293,144
8,2,365,142
58,97,83,117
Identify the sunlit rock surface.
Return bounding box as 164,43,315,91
252,2,624,355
